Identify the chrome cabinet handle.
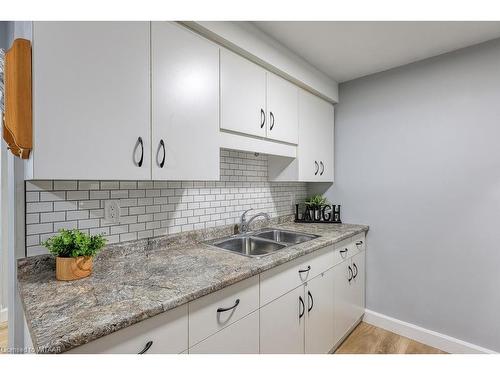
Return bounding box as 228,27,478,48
298,265,311,274
138,341,153,354
136,137,144,167
320,161,324,175
352,263,358,279
307,290,314,312
217,299,240,313
314,161,319,175
269,111,275,130
348,265,353,282
340,248,348,257
158,139,166,168
260,109,265,128
356,241,363,247
299,296,305,318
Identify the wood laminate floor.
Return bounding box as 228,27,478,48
335,322,447,354
0,322,7,354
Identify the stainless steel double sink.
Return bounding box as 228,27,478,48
207,228,319,258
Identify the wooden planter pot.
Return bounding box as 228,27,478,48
56,256,93,281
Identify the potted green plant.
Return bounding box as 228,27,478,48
304,194,329,221
42,229,106,281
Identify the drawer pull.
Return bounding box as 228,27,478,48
307,290,314,312
298,265,311,274
138,340,153,354
217,299,240,313
356,241,363,246
348,265,353,282
340,248,348,256
299,296,305,318
352,263,358,279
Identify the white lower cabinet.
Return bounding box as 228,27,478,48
65,235,366,354
333,250,366,344
333,259,354,345
260,285,305,354
189,311,259,354
350,251,366,323
305,269,335,354
67,305,188,354
188,275,259,345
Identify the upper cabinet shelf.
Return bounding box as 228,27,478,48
25,22,333,182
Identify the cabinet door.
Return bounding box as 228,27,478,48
67,305,188,354
152,22,219,180
220,49,267,138
333,260,354,344
317,105,334,181
267,73,299,144
189,311,259,354
32,22,151,180
297,89,334,182
260,285,305,354
350,251,366,322
305,269,335,354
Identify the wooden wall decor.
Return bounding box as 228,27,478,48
3,38,32,159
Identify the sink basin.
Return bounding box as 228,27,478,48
211,236,286,258
254,229,318,245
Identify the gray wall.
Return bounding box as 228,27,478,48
0,22,8,49
326,38,500,351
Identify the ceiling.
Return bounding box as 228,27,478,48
252,21,500,82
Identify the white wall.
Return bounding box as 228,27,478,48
24,150,307,257
325,38,500,352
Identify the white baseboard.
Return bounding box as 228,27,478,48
0,307,7,323
363,309,497,354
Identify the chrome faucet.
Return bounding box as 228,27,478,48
239,208,270,233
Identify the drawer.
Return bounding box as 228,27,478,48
260,245,334,306
333,233,365,264
67,304,188,354
188,275,259,346
189,310,259,354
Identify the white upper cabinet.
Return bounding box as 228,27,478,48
31,22,151,180
298,89,335,181
268,89,334,182
220,49,267,138
151,22,220,180
266,73,299,144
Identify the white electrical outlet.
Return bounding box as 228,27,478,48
104,200,120,223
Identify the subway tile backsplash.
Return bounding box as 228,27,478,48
25,149,308,257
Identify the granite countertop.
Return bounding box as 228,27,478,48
18,217,368,353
